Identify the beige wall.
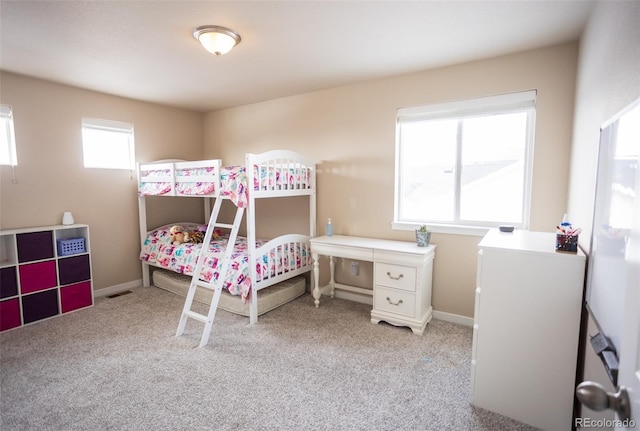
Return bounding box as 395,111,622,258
0,72,205,291
204,42,579,318
0,42,586,317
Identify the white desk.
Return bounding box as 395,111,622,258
309,235,436,335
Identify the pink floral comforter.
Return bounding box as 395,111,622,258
138,166,218,197
140,224,308,302
138,165,310,207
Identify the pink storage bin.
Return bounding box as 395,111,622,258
19,261,57,294
60,281,93,313
0,298,21,331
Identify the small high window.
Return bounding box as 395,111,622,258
82,117,135,169
0,105,18,166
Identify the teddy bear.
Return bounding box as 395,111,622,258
169,225,211,245
169,225,188,245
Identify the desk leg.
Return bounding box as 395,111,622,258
312,252,321,307
329,255,336,298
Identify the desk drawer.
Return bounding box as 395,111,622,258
375,263,416,291
374,286,416,318
310,243,373,261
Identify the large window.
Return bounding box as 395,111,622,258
82,117,135,169
394,91,536,232
1,105,18,166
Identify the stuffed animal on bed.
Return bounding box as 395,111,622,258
185,230,205,244
169,225,216,245
169,225,188,245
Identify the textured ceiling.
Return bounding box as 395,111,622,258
0,1,595,112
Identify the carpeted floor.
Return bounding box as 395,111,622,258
0,286,538,430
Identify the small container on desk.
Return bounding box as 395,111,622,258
556,234,578,253
57,238,86,256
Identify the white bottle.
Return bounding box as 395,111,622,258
326,218,333,237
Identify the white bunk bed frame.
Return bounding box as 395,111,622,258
137,150,317,329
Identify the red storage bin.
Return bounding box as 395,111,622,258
0,298,21,331
60,281,93,313
19,260,57,294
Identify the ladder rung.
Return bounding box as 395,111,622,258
184,310,207,323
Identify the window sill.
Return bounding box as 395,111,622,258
392,222,491,237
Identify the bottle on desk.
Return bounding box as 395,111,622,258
326,218,333,236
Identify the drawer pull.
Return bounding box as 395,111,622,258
386,271,404,281
386,297,403,306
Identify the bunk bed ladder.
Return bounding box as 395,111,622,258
175,197,245,348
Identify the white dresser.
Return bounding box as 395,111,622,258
310,235,435,335
471,229,585,430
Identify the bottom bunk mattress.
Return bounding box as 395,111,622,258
152,268,306,317
140,223,310,303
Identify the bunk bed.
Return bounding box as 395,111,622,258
137,150,316,338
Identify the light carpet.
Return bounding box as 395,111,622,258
0,286,538,431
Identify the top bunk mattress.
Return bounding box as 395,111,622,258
138,160,312,207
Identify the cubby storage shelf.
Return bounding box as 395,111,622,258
0,224,93,332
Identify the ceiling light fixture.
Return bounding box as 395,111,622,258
193,25,241,56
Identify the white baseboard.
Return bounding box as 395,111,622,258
96,280,474,327
321,286,473,327
332,289,373,305
94,279,143,298
432,310,474,327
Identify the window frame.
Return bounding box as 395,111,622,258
81,117,135,170
0,104,18,167
393,91,536,236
